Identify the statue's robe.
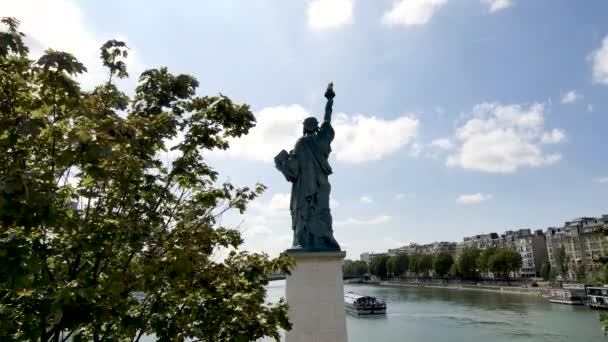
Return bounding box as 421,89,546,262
279,121,340,251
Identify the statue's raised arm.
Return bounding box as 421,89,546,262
324,82,335,123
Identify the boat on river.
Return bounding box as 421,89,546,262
344,292,386,315
549,284,587,305
586,286,608,309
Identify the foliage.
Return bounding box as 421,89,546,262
458,247,481,280
476,246,497,275
370,255,389,279
432,253,454,277
592,263,608,286
596,253,608,334
575,266,587,282
343,261,368,277
387,253,408,277
597,262,608,334
0,17,293,342
488,249,522,278
548,268,558,282
409,254,432,276
530,281,538,287
540,260,551,281
554,245,569,279
449,262,460,277
386,256,397,276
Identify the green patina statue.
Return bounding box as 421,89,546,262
274,83,341,252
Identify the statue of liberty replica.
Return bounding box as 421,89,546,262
274,83,341,252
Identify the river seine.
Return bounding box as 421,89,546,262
264,280,605,342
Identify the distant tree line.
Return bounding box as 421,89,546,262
342,260,368,277
361,246,525,280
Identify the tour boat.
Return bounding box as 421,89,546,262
344,292,387,315
548,284,587,305
586,286,608,309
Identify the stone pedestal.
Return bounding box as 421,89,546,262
285,251,348,342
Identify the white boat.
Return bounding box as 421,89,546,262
549,284,587,305
344,292,386,315
586,286,608,309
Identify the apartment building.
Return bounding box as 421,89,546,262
460,229,547,277
545,215,608,278
360,252,387,264
388,241,457,257
496,229,548,278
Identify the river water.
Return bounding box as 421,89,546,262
264,280,606,342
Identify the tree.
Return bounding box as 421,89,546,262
433,253,454,277
540,260,551,281
419,254,434,276
554,245,569,279
548,268,558,282
488,249,522,278
343,261,367,277
458,247,481,280
0,18,293,341
408,253,433,277
575,266,587,282
370,255,389,279
504,249,523,277
476,246,497,275
409,254,421,275
394,253,409,276
386,256,397,277
352,260,368,276
449,262,460,277
387,253,408,277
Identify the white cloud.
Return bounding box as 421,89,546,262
383,237,407,249
359,195,373,204
541,128,566,144
382,0,448,27
430,138,454,150
394,193,414,200
588,104,594,112
446,102,564,173
591,34,608,84
216,104,419,163
216,105,306,162
409,143,423,157
330,197,340,209
0,0,144,90
456,193,492,204
335,215,392,226
249,193,291,218
434,106,446,115
561,90,582,104
243,225,272,238
594,177,608,184
308,0,354,31
481,0,513,13
333,113,419,162
240,233,292,258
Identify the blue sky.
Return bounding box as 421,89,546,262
3,0,608,259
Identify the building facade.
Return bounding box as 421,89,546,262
360,252,387,264
460,229,548,278
545,216,608,279
388,242,457,257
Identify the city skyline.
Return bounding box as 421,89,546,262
2,0,608,260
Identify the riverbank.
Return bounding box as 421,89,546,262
377,281,549,296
